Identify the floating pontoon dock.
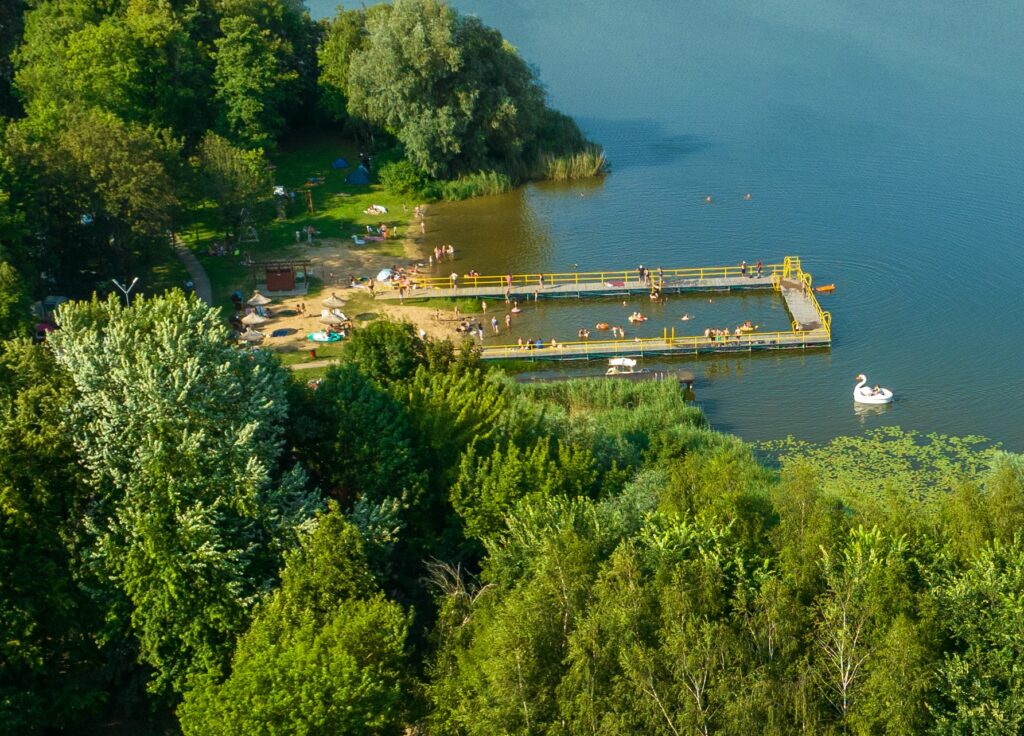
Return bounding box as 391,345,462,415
376,256,831,361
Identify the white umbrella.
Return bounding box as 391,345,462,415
322,293,346,308
239,329,265,342
241,312,269,326
247,291,272,306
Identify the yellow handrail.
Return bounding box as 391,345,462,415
479,327,828,359
383,261,787,291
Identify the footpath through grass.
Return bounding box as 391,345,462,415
180,131,420,308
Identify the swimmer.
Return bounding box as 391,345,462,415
681,314,693,321
705,195,713,204
744,192,752,201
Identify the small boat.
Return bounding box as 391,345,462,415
606,357,643,376
853,374,893,404
595,322,611,330
815,284,836,293
628,314,647,323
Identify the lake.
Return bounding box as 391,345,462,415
308,0,1024,450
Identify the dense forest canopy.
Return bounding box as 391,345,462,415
0,0,602,300
2,291,1024,733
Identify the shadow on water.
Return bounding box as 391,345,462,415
575,117,713,172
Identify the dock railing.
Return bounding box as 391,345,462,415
389,261,787,292
481,327,827,361
782,256,832,336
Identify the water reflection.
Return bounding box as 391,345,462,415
853,402,893,422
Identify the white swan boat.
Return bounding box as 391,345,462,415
607,357,643,376
853,374,893,404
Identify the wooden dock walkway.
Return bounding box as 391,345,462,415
376,256,832,362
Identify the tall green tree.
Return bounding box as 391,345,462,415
178,504,412,736
0,340,102,732
345,0,557,178
195,131,271,236
932,539,1024,735
213,14,298,148
48,291,317,699
0,0,25,116
317,7,367,123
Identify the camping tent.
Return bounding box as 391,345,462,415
346,165,370,185
376,268,393,282
331,157,349,169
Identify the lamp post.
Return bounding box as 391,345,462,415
112,277,139,307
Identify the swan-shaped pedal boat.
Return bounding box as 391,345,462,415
853,374,893,404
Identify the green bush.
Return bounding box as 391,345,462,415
377,159,429,198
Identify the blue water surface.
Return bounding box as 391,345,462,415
307,0,1024,449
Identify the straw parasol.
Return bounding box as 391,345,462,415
319,313,345,325
238,329,265,342
247,291,272,307
241,312,269,326
322,293,346,308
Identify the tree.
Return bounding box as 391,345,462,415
317,7,367,122
932,539,1024,735
0,339,103,732
178,505,412,736
195,131,271,237
288,362,425,506
340,319,428,385
59,109,182,239
0,0,25,116
0,260,29,338
345,0,554,178
213,14,298,148
48,291,317,699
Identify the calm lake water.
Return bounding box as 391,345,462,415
308,1,1024,450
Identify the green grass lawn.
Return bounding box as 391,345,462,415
180,131,421,308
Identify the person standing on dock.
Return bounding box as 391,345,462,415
756,260,763,277
450,272,458,289
637,265,645,284
740,260,748,277
506,273,513,288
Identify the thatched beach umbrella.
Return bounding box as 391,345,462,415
322,293,346,308
241,312,269,326
319,313,344,325
239,329,265,342
247,291,272,307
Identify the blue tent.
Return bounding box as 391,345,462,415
331,157,349,169
346,165,370,185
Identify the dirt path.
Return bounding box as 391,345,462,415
173,237,213,304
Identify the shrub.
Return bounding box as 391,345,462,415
377,159,429,198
